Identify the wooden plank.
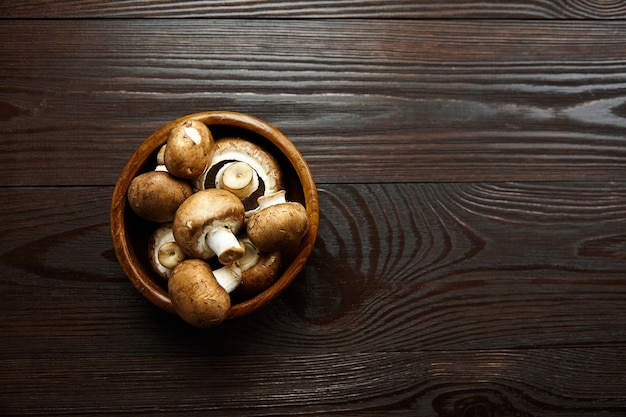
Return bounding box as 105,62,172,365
2,183,625,413
1,0,626,19
1,349,625,415
1,20,625,186
2,182,625,355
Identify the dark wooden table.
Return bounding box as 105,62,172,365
2,2,626,416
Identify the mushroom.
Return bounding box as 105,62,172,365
246,190,309,252
172,188,246,264
148,223,186,280
238,237,282,295
127,170,193,223
193,138,283,211
168,259,241,328
164,120,214,180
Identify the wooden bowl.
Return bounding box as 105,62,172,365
110,111,319,322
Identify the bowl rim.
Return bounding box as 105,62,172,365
110,111,319,320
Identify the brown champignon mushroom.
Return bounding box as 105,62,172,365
246,190,309,252
148,223,186,280
238,237,282,295
164,120,214,180
172,188,246,264
168,259,238,328
127,170,193,223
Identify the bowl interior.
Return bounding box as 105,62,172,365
111,111,319,320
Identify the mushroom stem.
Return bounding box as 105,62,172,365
158,241,186,269
239,238,261,271
213,263,243,293
216,161,259,199
238,237,282,295
206,226,245,265
155,145,168,172
156,144,167,165
257,189,287,210
149,223,185,280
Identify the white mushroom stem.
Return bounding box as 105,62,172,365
213,263,242,293
245,189,289,220
155,145,169,172
149,224,185,279
257,189,288,210
215,161,259,199
239,238,261,272
205,225,245,265
156,144,167,165
237,237,282,295
158,242,186,269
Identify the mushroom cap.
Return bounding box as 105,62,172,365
246,201,309,252
127,170,193,223
164,120,214,179
194,138,283,198
172,188,246,259
168,259,231,328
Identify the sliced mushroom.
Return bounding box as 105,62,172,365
148,223,186,280
193,138,283,211
238,237,282,295
246,190,309,252
168,259,235,328
127,170,193,223
164,120,214,180
172,188,246,264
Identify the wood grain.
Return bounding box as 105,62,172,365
1,349,625,416
2,20,626,186
2,183,625,414
2,182,625,353
2,4,626,415
2,0,626,18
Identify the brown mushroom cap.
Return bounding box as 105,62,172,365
164,120,214,179
172,188,246,262
127,170,193,223
168,259,231,328
246,201,309,252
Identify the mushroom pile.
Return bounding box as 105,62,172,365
126,120,309,328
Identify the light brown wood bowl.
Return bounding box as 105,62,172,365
110,111,319,321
